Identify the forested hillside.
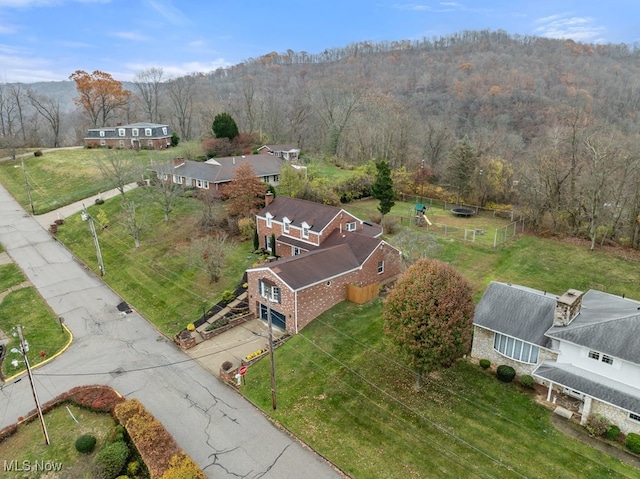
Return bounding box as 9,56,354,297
2,30,640,248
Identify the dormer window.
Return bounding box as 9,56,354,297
266,213,273,228
99,130,105,137
145,128,152,136
346,221,356,232
283,217,290,234
132,128,139,137
301,221,310,239
118,128,125,137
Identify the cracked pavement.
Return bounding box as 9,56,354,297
0,184,343,479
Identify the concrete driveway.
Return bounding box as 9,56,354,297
0,183,343,479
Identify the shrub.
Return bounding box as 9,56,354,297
496,365,516,383
75,434,97,453
606,425,621,441
95,198,105,205
479,359,491,370
625,432,640,454
221,361,233,372
368,211,383,224
95,441,129,478
518,375,535,389
34,150,43,157
221,290,235,304
381,216,399,234
127,460,141,476
161,453,207,479
586,414,610,437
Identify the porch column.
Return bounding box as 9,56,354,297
581,396,592,426
546,381,554,402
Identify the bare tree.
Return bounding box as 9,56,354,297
166,75,197,141
122,200,142,248
146,164,183,221
191,232,231,283
27,89,61,147
133,68,165,123
97,150,135,200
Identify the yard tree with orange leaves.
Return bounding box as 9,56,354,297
69,70,131,127
221,163,268,217
383,258,475,389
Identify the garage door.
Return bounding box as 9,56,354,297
259,303,286,330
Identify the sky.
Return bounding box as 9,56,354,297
1,0,639,83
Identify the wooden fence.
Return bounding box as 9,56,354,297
347,283,380,304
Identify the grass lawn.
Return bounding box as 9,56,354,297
0,263,24,291
0,142,202,214
242,300,639,479
0,404,116,478
54,186,255,336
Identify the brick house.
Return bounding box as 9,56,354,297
148,154,284,191
472,281,640,435
85,122,172,150
246,195,402,334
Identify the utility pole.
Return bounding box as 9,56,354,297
21,159,35,215
266,288,277,410
15,326,50,445
82,204,105,276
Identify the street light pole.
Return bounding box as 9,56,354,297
16,326,50,445
82,204,105,276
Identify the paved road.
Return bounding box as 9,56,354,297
0,183,343,479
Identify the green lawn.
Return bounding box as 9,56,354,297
242,300,639,479
0,404,116,478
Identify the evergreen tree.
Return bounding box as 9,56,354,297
445,136,478,204
212,112,239,140
371,160,395,216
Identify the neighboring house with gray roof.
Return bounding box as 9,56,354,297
149,154,284,190
257,144,300,162
85,122,172,150
246,196,401,334
472,281,640,434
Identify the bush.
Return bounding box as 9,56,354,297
95,441,129,479
518,375,535,389
368,211,383,224
127,460,141,476
34,150,43,157
75,434,97,453
496,365,516,383
381,216,399,234
625,432,640,454
479,359,491,370
586,414,611,437
221,290,235,304
606,425,621,441
95,198,105,205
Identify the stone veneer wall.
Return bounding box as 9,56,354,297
590,400,640,436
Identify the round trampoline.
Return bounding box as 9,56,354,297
450,207,476,217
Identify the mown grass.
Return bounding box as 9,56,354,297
0,404,116,478
54,186,255,336
0,142,202,214
242,300,639,479
0,263,24,291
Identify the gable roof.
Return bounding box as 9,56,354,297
258,196,343,232
473,282,557,349
259,144,299,152
546,290,640,364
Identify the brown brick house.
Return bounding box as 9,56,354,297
85,122,172,150
246,196,402,334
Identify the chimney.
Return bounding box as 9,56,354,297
554,289,584,327
173,157,185,167
265,192,274,206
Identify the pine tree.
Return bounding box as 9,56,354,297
212,112,239,140
371,160,395,216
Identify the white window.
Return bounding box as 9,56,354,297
346,222,357,232
589,350,614,365
377,261,384,274
493,333,539,364
259,281,281,303
118,128,125,137
292,246,300,256
266,214,272,228
301,222,310,239
145,128,152,136
147,140,153,147
195,179,209,189
588,350,600,361
161,173,168,181
602,354,614,365
99,130,105,137
162,127,168,135
119,140,125,148
630,412,640,423
173,175,183,184
283,219,290,234
265,235,272,252
132,128,139,137
100,139,106,146
273,175,279,182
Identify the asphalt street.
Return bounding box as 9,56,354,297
0,182,343,479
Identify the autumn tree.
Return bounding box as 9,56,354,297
69,70,131,127
383,258,475,389
221,163,268,217
212,112,239,140
371,160,395,216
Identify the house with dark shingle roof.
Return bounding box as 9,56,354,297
149,154,284,190
85,122,172,150
472,281,640,435
246,196,402,334
257,144,300,162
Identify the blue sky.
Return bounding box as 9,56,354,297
1,0,639,83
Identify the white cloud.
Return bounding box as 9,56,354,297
533,13,605,42
0,0,109,6
0,22,18,34
122,59,231,81
111,31,149,42
143,0,187,25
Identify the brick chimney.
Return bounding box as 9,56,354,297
265,192,274,206
554,289,584,327
173,157,185,167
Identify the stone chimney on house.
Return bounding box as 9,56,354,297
173,157,185,167
265,192,274,206
554,289,584,327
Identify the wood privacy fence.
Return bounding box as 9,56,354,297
347,283,380,304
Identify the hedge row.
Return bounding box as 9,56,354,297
114,399,205,479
